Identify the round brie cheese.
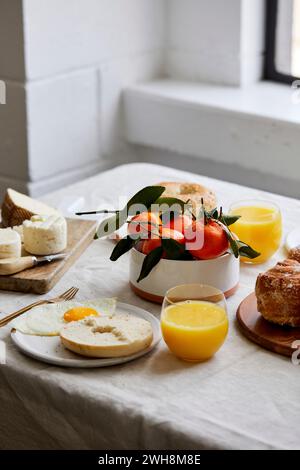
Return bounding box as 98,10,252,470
0,228,22,258
23,215,67,255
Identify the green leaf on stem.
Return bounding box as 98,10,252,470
137,246,163,283
110,236,137,261
221,214,241,226
226,234,239,258
237,240,260,259
205,207,219,220
217,218,239,258
162,238,186,259
154,197,186,212
96,186,166,238
126,186,166,216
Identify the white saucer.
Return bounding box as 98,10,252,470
11,302,161,368
285,227,300,252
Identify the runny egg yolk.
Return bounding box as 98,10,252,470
63,307,99,323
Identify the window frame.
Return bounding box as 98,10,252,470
265,0,298,84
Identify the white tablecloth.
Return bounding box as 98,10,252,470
1,163,300,450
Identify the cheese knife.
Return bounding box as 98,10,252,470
0,253,67,275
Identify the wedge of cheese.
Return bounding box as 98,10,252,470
0,228,22,258
60,314,153,358
23,215,67,255
1,188,60,227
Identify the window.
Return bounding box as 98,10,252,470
265,0,300,83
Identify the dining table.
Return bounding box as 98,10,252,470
0,162,300,450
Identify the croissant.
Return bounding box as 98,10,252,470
255,259,300,327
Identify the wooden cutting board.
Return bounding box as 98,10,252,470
236,292,300,357
0,218,97,294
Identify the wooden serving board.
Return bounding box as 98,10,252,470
236,292,300,357
0,218,97,294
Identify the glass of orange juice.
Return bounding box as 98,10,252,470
229,200,282,264
161,284,228,362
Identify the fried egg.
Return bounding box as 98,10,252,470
12,298,116,336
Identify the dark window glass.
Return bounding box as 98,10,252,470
265,0,300,83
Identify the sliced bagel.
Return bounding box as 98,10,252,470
60,314,153,358
157,182,217,212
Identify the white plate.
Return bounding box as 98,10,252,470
285,227,300,252
11,302,161,368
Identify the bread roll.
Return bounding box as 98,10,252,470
255,259,300,327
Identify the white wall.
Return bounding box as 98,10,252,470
0,0,268,197
23,0,165,80
0,0,166,196
240,0,266,85
165,0,265,86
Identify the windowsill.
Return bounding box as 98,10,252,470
123,79,300,184
125,79,300,127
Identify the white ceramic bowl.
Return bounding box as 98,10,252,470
129,248,240,303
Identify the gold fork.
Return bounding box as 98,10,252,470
0,286,79,328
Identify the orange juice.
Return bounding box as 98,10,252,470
161,300,228,362
229,203,282,264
